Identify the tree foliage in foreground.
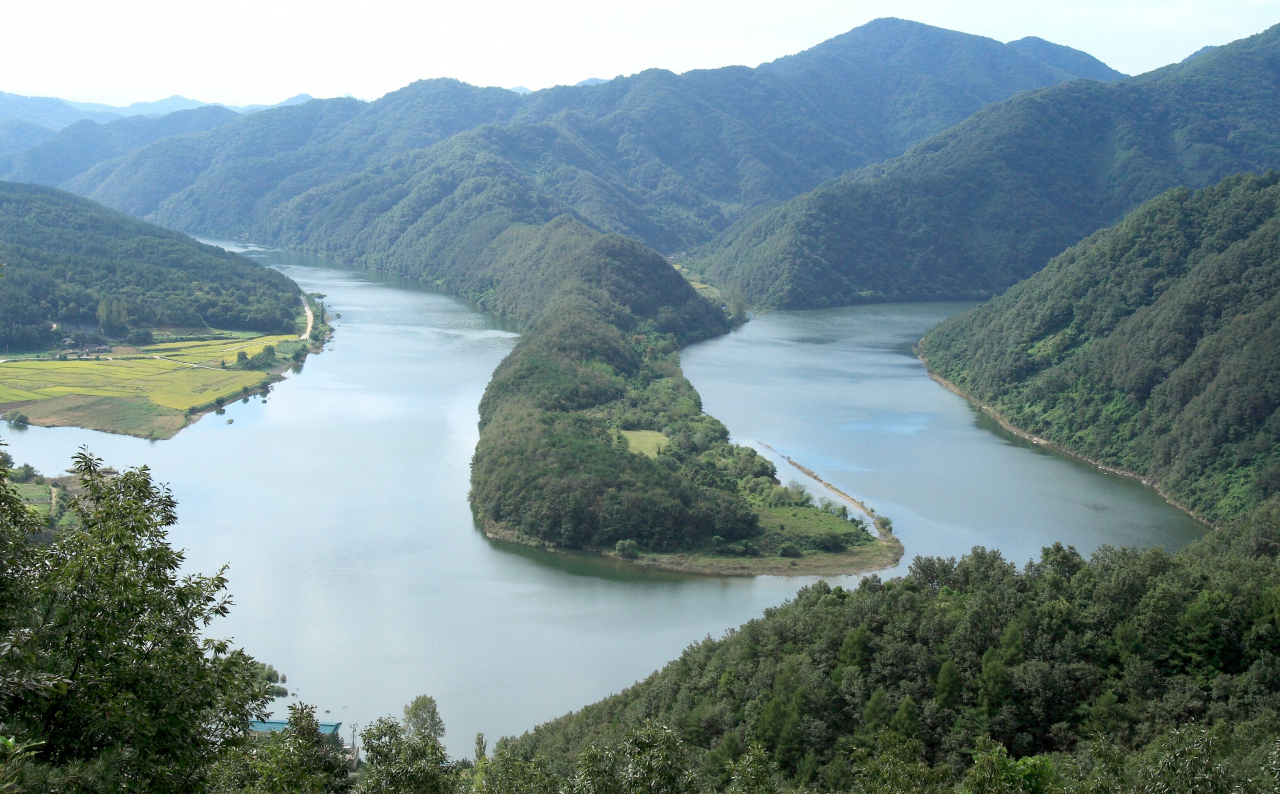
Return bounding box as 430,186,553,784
504,496,1280,792
921,172,1280,524
0,447,270,792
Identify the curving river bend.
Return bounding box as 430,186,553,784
0,250,1202,755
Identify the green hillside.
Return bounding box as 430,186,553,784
467,216,770,552
2,105,240,187
0,182,300,350
697,24,1280,308
498,500,1280,791
59,19,1114,253
919,172,1280,525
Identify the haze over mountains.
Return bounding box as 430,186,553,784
15,20,1120,269
0,91,314,179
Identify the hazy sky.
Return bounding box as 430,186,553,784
4,0,1278,106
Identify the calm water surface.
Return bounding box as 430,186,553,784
2,262,1203,755
681,303,1205,575
1,250,838,755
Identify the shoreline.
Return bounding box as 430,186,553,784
757,442,879,520
1,297,332,441
482,511,904,579
918,354,1213,530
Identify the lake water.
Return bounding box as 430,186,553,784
1,258,1203,756
680,304,1205,575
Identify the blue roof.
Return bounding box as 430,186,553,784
250,719,342,735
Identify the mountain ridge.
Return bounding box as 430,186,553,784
43,18,1120,260
693,22,1280,308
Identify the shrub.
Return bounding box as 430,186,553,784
777,542,802,558
126,328,154,346
616,540,640,559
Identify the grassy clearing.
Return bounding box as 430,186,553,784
0,332,305,439
621,429,670,458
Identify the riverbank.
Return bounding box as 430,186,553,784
0,296,332,441
919,356,1213,529
482,506,904,577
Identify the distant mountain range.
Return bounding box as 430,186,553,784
0,90,313,130
65,93,315,118
2,106,242,186
695,23,1280,307
27,18,1122,266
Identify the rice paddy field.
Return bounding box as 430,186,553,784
0,333,302,439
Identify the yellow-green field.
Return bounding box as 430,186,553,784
0,334,300,439
621,429,670,458
671,263,722,300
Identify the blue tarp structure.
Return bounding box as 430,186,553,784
250,720,342,735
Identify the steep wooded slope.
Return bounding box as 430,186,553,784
697,24,1280,307
500,501,1280,790
920,173,1280,524
0,183,299,350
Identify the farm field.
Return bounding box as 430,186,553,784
0,333,304,439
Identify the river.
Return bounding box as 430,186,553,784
680,303,1205,575
0,255,1203,756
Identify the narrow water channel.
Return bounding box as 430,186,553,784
0,259,1203,756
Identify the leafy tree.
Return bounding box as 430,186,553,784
210,703,351,794
960,737,1054,794
356,717,455,794
0,449,270,791
404,695,445,742
569,722,696,794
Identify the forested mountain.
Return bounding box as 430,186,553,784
499,499,1280,791
0,120,56,176
53,19,1116,253
2,105,240,187
1004,36,1126,82
697,23,1280,308
0,90,117,130
0,119,55,157
920,172,1280,525
0,183,300,350
466,216,779,552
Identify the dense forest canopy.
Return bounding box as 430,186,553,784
499,497,1280,792
465,215,776,552
0,183,300,350
696,23,1280,308
919,172,1280,525
47,19,1116,256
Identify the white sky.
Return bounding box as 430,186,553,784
2,0,1277,107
